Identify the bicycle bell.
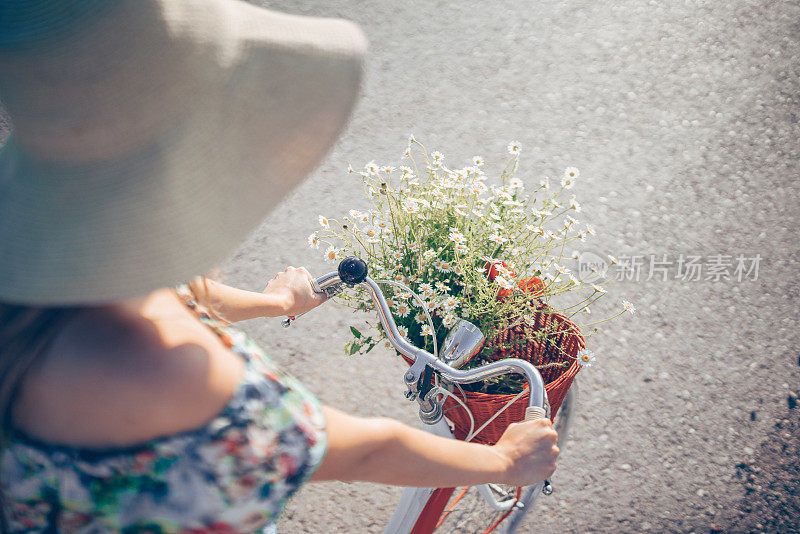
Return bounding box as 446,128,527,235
338,256,368,286
439,319,485,369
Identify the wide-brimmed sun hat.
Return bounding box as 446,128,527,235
0,0,366,305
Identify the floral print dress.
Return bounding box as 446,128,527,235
1,285,327,533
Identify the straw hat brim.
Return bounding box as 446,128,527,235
0,0,366,305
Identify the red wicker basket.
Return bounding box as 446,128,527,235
440,308,585,445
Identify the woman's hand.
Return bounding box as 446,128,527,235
492,418,560,486
263,266,326,317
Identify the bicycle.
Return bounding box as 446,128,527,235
284,257,577,534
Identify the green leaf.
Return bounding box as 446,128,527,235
364,342,377,354
349,341,361,355
350,326,362,339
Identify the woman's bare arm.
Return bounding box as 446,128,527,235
188,266,325,323
312,406,559,488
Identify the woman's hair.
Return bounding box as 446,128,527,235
0,275,219,530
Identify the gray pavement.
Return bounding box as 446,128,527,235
216,1,800,532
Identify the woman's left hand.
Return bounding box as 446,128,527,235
263,266,326,317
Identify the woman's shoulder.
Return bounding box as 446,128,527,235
10,288,247,450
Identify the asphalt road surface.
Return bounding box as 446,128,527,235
222,1,800,532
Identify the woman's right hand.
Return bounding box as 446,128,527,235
492,418,560,486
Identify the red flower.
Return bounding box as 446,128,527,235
483,259,545,299
483,260,516,282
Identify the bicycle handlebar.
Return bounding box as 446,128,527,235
287,258,547,414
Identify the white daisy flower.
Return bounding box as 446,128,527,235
384,340,393,349
395,303,410,317
418,282,434,295
564,167,580,180
608,255,618,264
526,225,546,236
403,147,412,158
472,156,484,166
507,141,521,154
508,178,524,190
523,314,536,327
495,275,514,290
363,226,378,238
403,203,420,214
495,264,514,278
408,134,417,144
397,325,409,338
449,231,466,244
318,215,330,229
622,300,636,314
394,273,406,283
510,246,524,256
367,237,380,245
585,223,596,236
435,281,450,292
551,199,563,209
540,177,550,189
431,151,444,165
576,348,595,367
488,233,507,244
561,176,575,189
307,233,319,249
569,196,581,212
421,324,434,336
423,250,437,260
454,243,468,252
469,182,489,195
443,296,459,310
424,300,438,312
349,209,362,219
583,306,591,314
415,312,427,324
366,161,380,175
569,274,581,285
392,251,405,261
531,209,552,218
442,315,457,328
554,263,569,275
324,246,338,262
564,216,578,228
592,284,607,293
382,166,395,174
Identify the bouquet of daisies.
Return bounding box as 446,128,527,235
309,137,632,395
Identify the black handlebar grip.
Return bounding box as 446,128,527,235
338,257,368,286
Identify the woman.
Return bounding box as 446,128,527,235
0,0,559,532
